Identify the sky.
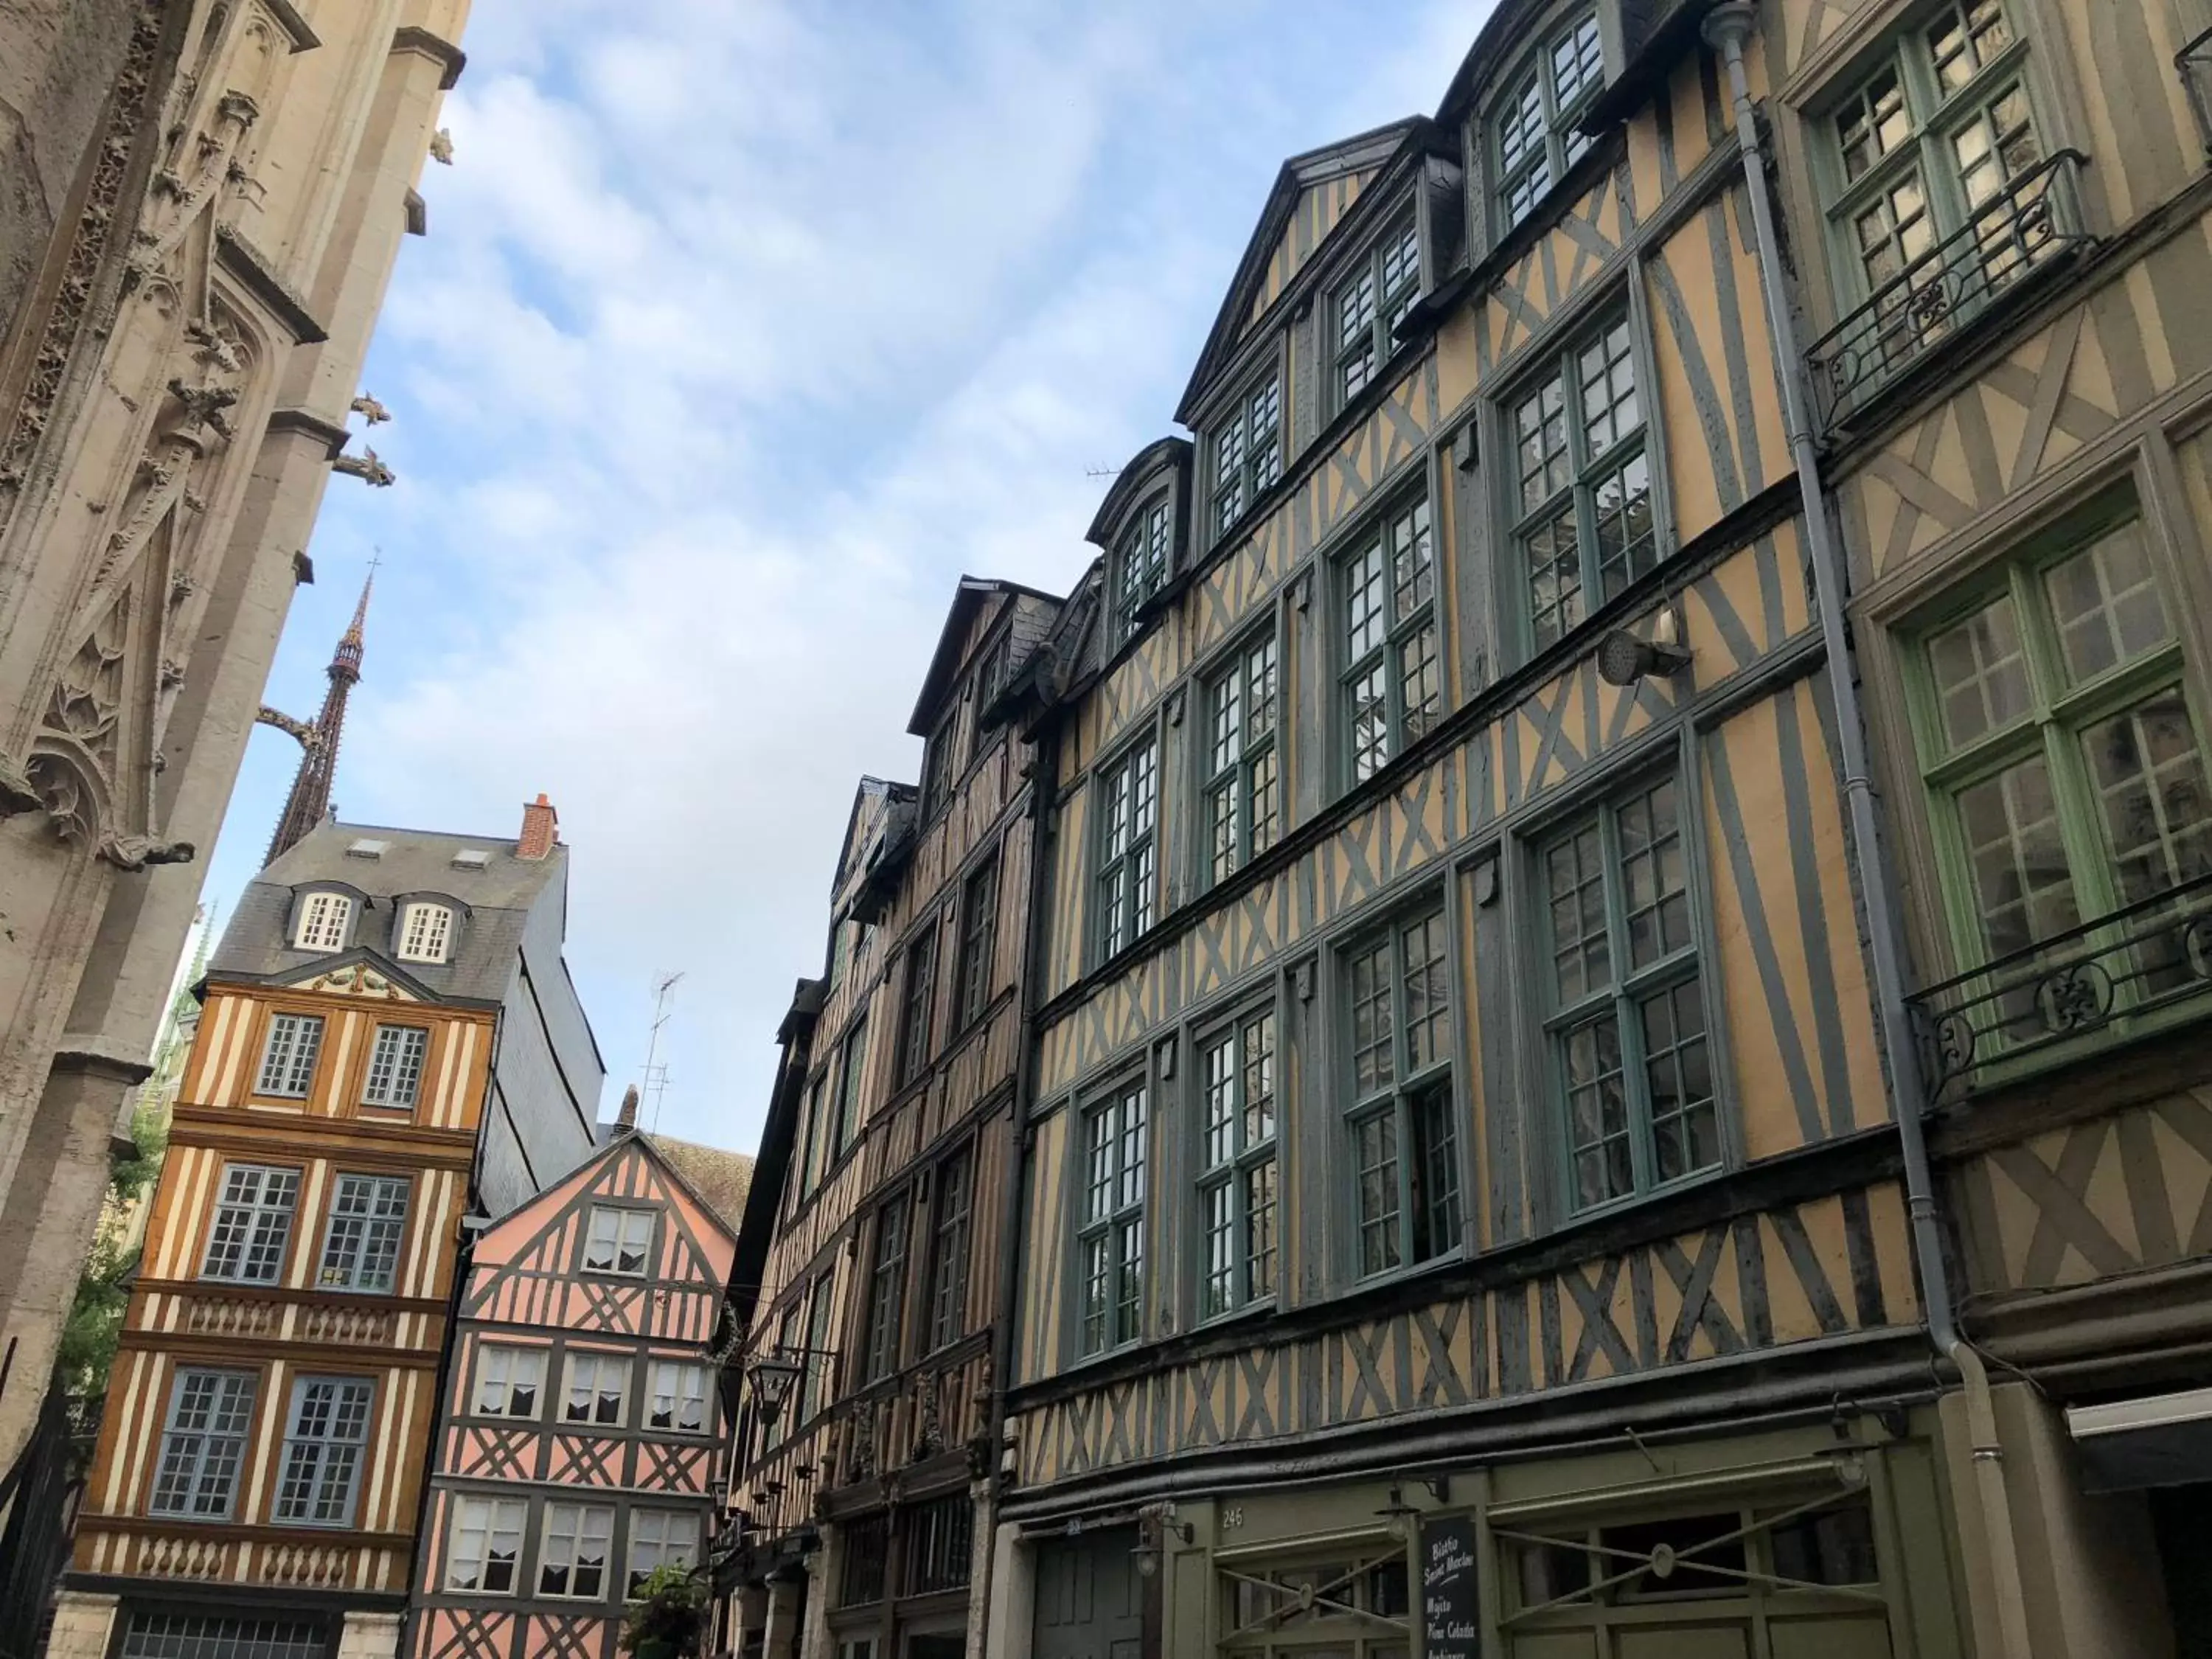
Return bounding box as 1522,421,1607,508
201,0,1496,1155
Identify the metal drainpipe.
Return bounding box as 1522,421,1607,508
1699,7,2031,1654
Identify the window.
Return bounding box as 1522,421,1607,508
1494,8,1604,229
629,1509,701,1597
956,857,999,1029
1346,908,1461,1274
921,707,959,823
539,1503,616,1599
833,1017,869,1158
841,1514,889,1604
1111,496,1172,640
897,928,939,1086
1823,1,2042,372
1907,508,2212,1014
255,1012,324,1098
1077,1082,1147,1356
397,901,454,963
201,1163,299,1283
475,1344,548,1419
796,1073,828,1201
445,1495,527,1593
563,1352,630,1425
1511,308,1653,653
273,1376,372,1526
764,1300,803,1453
1199,1008,1278,1318
830,915,854,990
1211,373,1284,535
1334,218,1422,406
862,1194,910,1381
925,1148,972,1350
583,1205,653,1275
799,1272,836,1425
317,1173,408,1292
1095,739,1159,961
977,632,1012,712
149,1368,256,1518
120,1616,322,1659
1206,632,1281,883
1543,775,1717,1210
1343,496,1441,784
648,1361,710,1433
293,891,352,951
905,1493,974,1595
361,1023,428,1110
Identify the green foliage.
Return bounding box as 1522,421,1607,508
621,1562,711,1655
56,1091,169,1406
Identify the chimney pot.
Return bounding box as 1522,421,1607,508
518,793,558,860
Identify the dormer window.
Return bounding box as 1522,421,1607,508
1334,218,1422,407
1209,373,1283,537
397,902,454,964
1494,9,1604,231
1110,496,1172,642
295,892,352,953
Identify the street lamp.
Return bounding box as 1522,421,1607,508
746,1350,804,1426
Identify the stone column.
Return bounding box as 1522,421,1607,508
799,1522,837,1659
336,1611,404,1659
44,1590,119,1659
765,1576,806,1659
981,1518,1033,1659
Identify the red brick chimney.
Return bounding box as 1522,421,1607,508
518,793,559,860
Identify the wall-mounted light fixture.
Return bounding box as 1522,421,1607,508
1597,603,1693,686
1133,1510,1195,1578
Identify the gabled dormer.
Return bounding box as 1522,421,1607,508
1086,439,1192,654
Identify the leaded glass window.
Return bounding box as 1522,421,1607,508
1342,496,1440,785
1077,1081,1147,1355
1346,908,1460,1275
1198,1007,1278,1318
1096,738,1159,961
1510,309,1654,653
1206,631,1281,884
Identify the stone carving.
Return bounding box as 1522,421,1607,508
133,91,260,276
97,834,195,872
254,706,319,746
916,1371,942,1458
349,393,391,423
428,128,454,164
332,447,394,486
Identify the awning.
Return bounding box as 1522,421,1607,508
2067,1385,2212,1492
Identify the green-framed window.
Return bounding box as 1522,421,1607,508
832,1015,869,1159
1345,905,1460,1276
1905,506,2212,996
1077,1080,1147,1356
925,1144,972,1351
896,926,936,1086
1493,7,1604,231
920,706,959,823
1197,1006,1278,1319
861,1192,910,1382
1509,307,1654,653
1096,737,1159,961
799,1271,835,1424
956,855,998,1029
1821,3,2042,324
1333,218,1422,408
1212,372,1284,536
1541,773,1718,1211
764,1301,801,1451
1205,630,1282,885
1111,495,1172,642
1342,495,1441,786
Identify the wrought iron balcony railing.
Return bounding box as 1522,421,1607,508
1909,869,2212,1104
1808,150,2092,432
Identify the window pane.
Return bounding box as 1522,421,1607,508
1401,911,1452,1073
1526,505,1583,650
1515,372,1571,513
1243,1012,1276,1144
1928,0,2012,93
1853,170,1934,293
1391,498,1434,620
1592,448,1656,602
2044,521,2172,686
1553,15,1604,113
1350,941,1396,1095
1564,1014,1632,1208
1547,824,1612,1003
1346,542,1386,660
1579,318,1639,455
1957,754,2080,959
1930,593,2031,748
1113,1217,1142,1343
2080,689,2212,905
1952,81,2039,214
1837,64,1910,182
1641,978,1719,1182
1355,1110,1402,1274
1245,1156,1278,1302
1399,624,1441,745
1349,661,1391,782
1409,1083,1461,1261
1618,778,1691,970
1203,1035,1235,1168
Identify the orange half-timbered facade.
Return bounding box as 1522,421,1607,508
63,808,603,1659
406,1126,744,1659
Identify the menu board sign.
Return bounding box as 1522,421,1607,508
1420,1514,1479,1659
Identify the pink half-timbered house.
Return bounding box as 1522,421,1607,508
406,1116,748,1659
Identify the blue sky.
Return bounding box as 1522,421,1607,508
199,0,1495,1154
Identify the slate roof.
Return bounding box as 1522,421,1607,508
644,1133,756,1236
210,817,568,1005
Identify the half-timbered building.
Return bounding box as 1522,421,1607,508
406,1113,748,1659
54,801,604,1659
726,579,1062,1659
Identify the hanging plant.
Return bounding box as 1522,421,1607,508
621,1562,711,1658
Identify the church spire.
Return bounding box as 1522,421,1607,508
264,564,373,867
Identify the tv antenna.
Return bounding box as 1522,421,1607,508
641,971,684,1131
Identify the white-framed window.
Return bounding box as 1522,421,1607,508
1198,1006,1279,1318
361,1023,428,1110
148,1368,256,1519
445,1495,527,1593
474,1344,549,1419
538,1502,616,1600
1493,7,1604,230
317,1173,408,1292
582,1204,653,1276
397,901,454,964
1094,737,1159,963
201,1164,299,1283
293,891,352,952
647,1360,711,1433
626,1509,701,1598
255,1012,324,1098
272,1375,372,1526
1077,1080,1147,1357
563,1351,630,1426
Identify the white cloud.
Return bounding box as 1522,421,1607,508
215,0,1498,1153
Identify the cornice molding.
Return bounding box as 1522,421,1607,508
392,24,467,91
214,224,327,344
